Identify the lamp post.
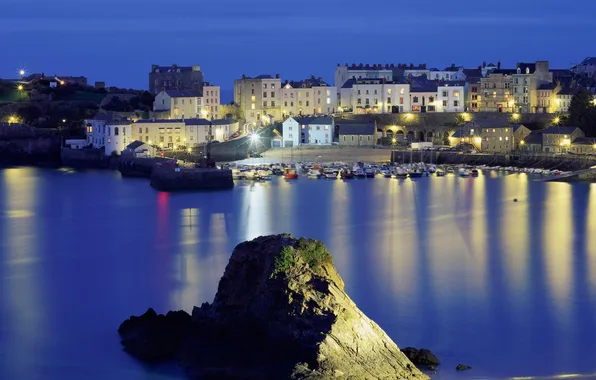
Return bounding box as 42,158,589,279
391,137,397,162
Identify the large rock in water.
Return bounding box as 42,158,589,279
119,234,428,379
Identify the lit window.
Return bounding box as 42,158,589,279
327,98,331,104
493,129,496,132
387,89,392,94
454,91,459,97
107,138,111,143
499,137,503,141
251,103,255,110
505,137,509,141
324,125,329,130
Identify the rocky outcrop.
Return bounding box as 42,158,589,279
401,347,440,366
149,166,233,191
119,234,428,379
456,364,472,371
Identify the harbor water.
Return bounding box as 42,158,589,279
1,167,595,379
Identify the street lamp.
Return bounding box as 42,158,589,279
18,69,25,78
17,85,23,91
553,116,560,125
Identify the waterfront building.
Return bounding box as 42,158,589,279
474,118,531,153
234,74,282,124
410,79,437,112
149,64,204,94
510,61,553,113
436,81,466,112
536,83,559,113
521,130,543,153
201,83,221,119
541,126,585,153
337,121,376,146
555,87,579,113
133,118,238,148
350,78,410,114
463,68,482,112
280,77,337,117
123,141,152,158
570,137,596,154
86,115,132,155
479,69,516,112
282,116,333,147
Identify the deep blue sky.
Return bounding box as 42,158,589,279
1,0,594,102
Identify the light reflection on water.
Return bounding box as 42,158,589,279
0,168,595,379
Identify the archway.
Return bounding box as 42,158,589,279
407,131,415,141
418,131,425,142
395,130,405,141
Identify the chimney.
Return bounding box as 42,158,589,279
242,74,246,79
275,73,280,79
482,61,486,68
422,63,427,69
497,61,501,70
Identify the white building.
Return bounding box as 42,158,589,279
86,115,132,155
282,116,333,147
133,118,239,148
234,74,282,124
348,78,411,114
429,66,467,81
436,81,466,112
280,77,337,117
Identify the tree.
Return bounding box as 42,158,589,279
17,105,42,124
568,88,596,136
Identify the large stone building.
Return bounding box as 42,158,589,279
234,74,282,124
337,121,376,146
437,81,466,112
280,77,337,117
479,69,516,112
555,87,579,113
541,126,584,153
573,57,596,78
85,115,133,155
511,62,553,113
149,64,204,94
344,78,411,114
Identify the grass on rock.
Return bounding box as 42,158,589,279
273,238,333,276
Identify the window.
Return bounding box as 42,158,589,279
442,91,447,97
429,96,434,103
306,101,309,107
271,92,275,97
146,128,149,133
357,90,361,95
400,97,404,104
263,92,267,97
505,137,509,141
271,101,275,107
263,101,267,107
107,138,111,143
251,103,255,110
454,100,459,107
324,125,329,130
318,99,321,104
271,84,275,89
366,90,369,95
299,101,302,106
374,90,377,95
291,102,294,106
413,96,419,103
263,84,267,89
442,100,447,107
182,99,185,105
499,137,503,141
387,97,392,104
251,89,255,95
387,89,392,94
139,127,142,134
365,99,370,105
284,101,288,106
374,98,378,105
316,126,320,130
453,91,459,97
160,136,164,142
357,98,362,104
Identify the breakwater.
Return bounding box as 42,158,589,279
150,166,234,191
0,125,62,166
391,150,596,172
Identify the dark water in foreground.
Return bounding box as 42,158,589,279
1,167,595,379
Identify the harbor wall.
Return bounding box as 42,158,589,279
150,167,234,191
391,150,596,171
0,125,62,166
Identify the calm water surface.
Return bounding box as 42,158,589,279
1,167,595,379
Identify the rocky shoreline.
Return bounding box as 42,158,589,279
118,235,432,379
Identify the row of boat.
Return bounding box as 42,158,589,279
228,162,487,180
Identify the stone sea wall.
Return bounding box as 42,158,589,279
149,166,234,191
0,125,62,166
391,150,596,171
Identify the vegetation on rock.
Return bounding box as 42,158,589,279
273,237,333,276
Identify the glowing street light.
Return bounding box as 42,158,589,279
187,148,192,153
553,116,560,125
250,133,260,143
520,140,525,145
391,138,397,144
17,84,23,91
18,69,25,77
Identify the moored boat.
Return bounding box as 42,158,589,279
340,169,355,179
458,168,470,177
471,169,479,177
283,168,299,179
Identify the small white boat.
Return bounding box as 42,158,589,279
395,167,408,178
324,170,337,179
308,169,322,179
458,169,470,177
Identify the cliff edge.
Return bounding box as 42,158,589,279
119,234,428,379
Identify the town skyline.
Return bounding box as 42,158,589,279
1,0,595,99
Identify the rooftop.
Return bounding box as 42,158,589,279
538,83,557,90
290,116,333,125
467,117,511,129
572,136,596,145
126,140,147,150
523,130,543,145
164,90,201,97
542,126,580,135
151,65,198,74
335,120,375,135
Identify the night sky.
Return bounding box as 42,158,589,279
1,0,594,102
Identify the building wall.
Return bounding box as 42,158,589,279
410,92,436,112
307,123,333,145
481,127,515,153
542,129,585,153
468,82,480,112
570,144,596,154
479,73,514,112
437,85,465,112
536,89,557,113
429,69,466,81
339,134,375,146
234,77,282,124
149,65,204,94
351,83,410,114
153,92,171,112
282,118,300,147
202,85,220,119
556,94,574,112
133,120,237,148
89,121,132,155
170,96,198,119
